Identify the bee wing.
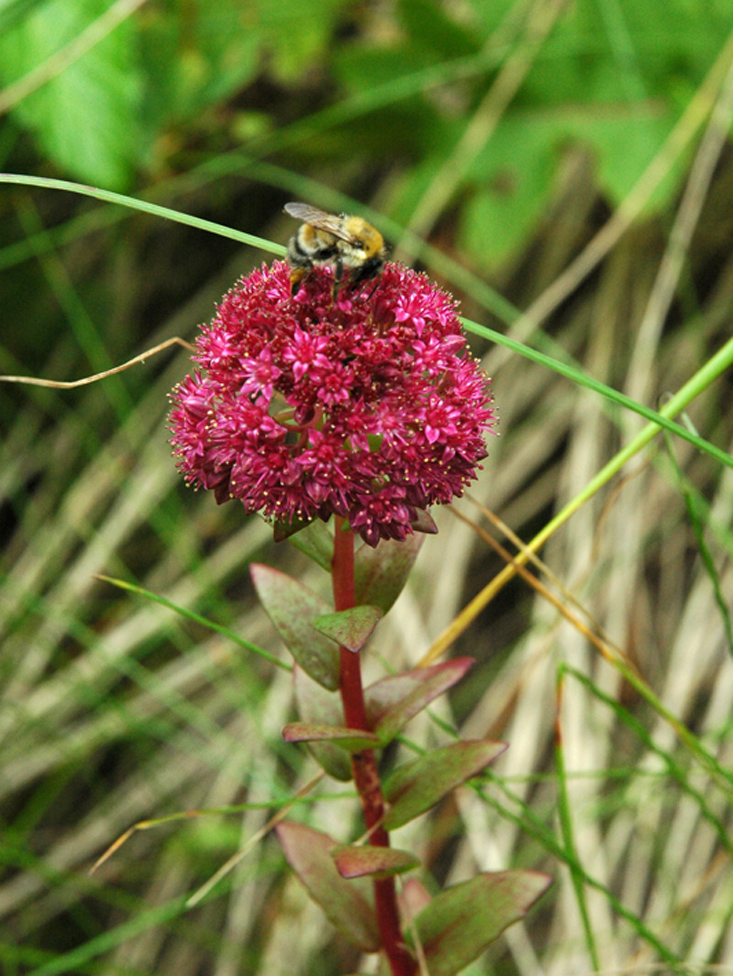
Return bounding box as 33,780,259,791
283,202,356,244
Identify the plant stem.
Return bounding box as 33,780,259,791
331,518,416,976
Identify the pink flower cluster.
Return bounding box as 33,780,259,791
169,261,495,546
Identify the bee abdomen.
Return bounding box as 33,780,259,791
287,228,338,269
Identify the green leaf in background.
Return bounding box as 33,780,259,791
138,0,262,137
461,106,678,269
396,0,479,61
0,0,49,34
462,116,557,271
338,0,733,269
0,0,142,189
256,0,351,83
565,108,682,211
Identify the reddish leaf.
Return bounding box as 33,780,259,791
354,533,424,613
293,665,352,781
276,821,380,952
313,605,383,653
410,508,438,535
400,877,432,918
250,564,339,690
334,845,419,880
383,740,506,830
283,722,380,752
365,659,474,745
408,871,551,976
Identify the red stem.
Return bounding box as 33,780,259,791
331,519,416,976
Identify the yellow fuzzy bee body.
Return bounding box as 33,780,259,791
284,202,387,298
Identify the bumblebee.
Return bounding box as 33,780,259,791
284,202,387,298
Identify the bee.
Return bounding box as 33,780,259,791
284,202,387,299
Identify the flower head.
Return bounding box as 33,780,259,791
169,261,496,546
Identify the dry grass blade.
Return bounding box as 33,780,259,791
0,336,195,388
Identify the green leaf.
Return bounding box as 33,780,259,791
365,658,474,745
333,844,419,880
139,0,262,128
397,0,479,60
282,722,380,753
250,564,339,690
272,514,316,543
0,0,48,33
354,532,424,613
293,666,352,781
313,605,383,653
275,821,380,952
0,0,142,189
256,0,347,82
288,519,334,571
461,115,557,270
566,109,679,210
408,871,551,976
383,740,506,830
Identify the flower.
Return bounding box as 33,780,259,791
169,261,496,546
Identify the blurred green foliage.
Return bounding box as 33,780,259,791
0,0,731,265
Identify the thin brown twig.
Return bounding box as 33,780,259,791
0,336,194,389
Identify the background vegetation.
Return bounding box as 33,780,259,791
1,0,733,973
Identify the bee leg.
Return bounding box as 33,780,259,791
332,257,345,299
290,267,307,296
361,277,381,302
